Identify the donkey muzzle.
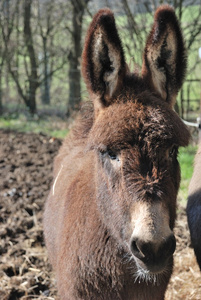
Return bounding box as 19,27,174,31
130,233,176,273
130,201,176,273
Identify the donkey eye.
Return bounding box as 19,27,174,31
169,145,178,158
108,150,118,161
99,149,120,162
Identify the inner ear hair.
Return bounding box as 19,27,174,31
92,29,122,99
82,8,126,108
142,5,186,107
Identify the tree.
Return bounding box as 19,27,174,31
3,0,39,114
0,0,19,114
36,0,68,105
2,0,69,115
23,0,38,114
66,0,91,117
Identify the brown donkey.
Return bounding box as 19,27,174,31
187,143,201,271
44,5,190,300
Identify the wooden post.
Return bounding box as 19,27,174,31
199,83,201,142
197,117,201,142
198,48,201,142
180,88,184,119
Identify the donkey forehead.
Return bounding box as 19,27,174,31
89,98,189,150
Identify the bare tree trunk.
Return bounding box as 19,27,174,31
67,51,81,116
67,0,90,117
0,68,3,115
41,36,50,105
23,0,38,114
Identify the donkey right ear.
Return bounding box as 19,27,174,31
142,5,187,108
82,9,126,109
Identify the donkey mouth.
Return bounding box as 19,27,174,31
134,255,172,274
133,256,173,285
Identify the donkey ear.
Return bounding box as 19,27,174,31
142,5,187,107
82,9,126,108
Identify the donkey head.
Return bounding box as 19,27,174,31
82,6,190,280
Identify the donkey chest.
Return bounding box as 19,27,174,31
74,241,163,300
76,264,165,300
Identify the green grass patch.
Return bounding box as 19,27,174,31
0,116,68,139
178,144,197,205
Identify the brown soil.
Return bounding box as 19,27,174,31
0,129,200,299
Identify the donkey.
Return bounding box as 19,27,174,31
187,143,201,271
44,5,190,300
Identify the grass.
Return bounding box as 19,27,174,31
0,115,69,139
178,144,197,206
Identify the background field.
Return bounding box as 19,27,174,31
0,0,201,298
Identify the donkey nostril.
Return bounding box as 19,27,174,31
130,239,145,260
131,240,138,254
130,235,176,264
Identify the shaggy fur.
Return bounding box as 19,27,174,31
187,144,201,271
44,5,190,300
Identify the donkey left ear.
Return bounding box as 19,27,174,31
82,8,126,109
142,5,187,107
